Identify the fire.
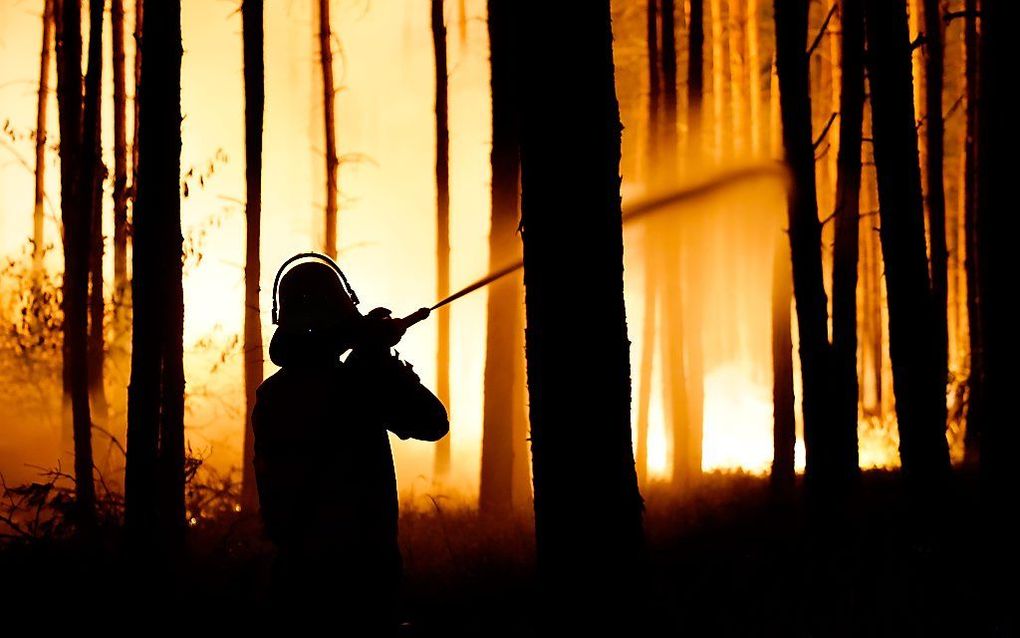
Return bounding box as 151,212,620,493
701,362,781,474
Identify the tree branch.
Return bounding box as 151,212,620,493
807,2,839,58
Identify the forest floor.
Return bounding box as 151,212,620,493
0,469,993,635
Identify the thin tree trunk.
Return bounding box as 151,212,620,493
479,0,524,515
771,232,796,494
318,0,338,260
774,0,838,493
55,0,97,531
921,0,949,425
687,0,704,154
112,0,129,342
84,0,108,432
830,0,865,479
126,0,184,543
661,0,678,168
961,0,980,464
240,0,265,511
710,0,726,161
514,0,644,623
33,0,54,277
863,0,950,485
432,0,452,480
132,0,141,190
747,0,763,156
728,0,747,156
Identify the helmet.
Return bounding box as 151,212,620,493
276,261,359,332
269,253,362,367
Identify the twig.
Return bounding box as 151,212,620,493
807,2,839,58
813,112,839,149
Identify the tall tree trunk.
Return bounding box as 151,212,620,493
830,0,865,480
747,0,763,155
514,0,644,623
774,0,839,493
240,0,265,511
977,1,1020,621
921,0,949,428
863,0,950,485
661,0,678,166
318,0,338,260
33,0,54,277
479,0,526,515
710,0,726,161
687,0,704,154
432,0,452,481
112,0,129,346
132,0,142,189
55,0,97,531
961,0,980,465
771,233,796,494
84,0,108,432
728,0,747,156
126,0,184,543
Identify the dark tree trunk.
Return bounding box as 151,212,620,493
112,0,129,341
132,0,142,190
55,0,96,531
977,1,1020,621
921,0,949,425
126,0,184,544
514,0,644,623
432,0,452,480
479,0,526,515
961,0,981,465
318,0,338,259
240,0,265,511
773,0,838,492
830,0,865,478
659,0,681,169
863,0,950,486
687,0,704,152
84,0,108,431
33,0,54,277
771,233,796,494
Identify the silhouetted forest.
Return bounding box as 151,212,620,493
0,0,1016,634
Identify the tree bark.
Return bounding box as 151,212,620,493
771,232,796,494
687,0,704,154
479,0,526,515
977,1,1020,621
112,0,130,343
961,0,980,465
318,0,338,259
126,0,184,544
514,0,644,623
432,0,452,481
240,0,265,511
748,0,763,155
921,0,949,428
773,0,839,492
863,0,950,485
84,0,108,432
55,0,97,531
830,0,865,479
33,0,54,277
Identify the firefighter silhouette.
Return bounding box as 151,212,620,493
253,253,449,628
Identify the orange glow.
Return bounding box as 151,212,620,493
0,0,973,499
